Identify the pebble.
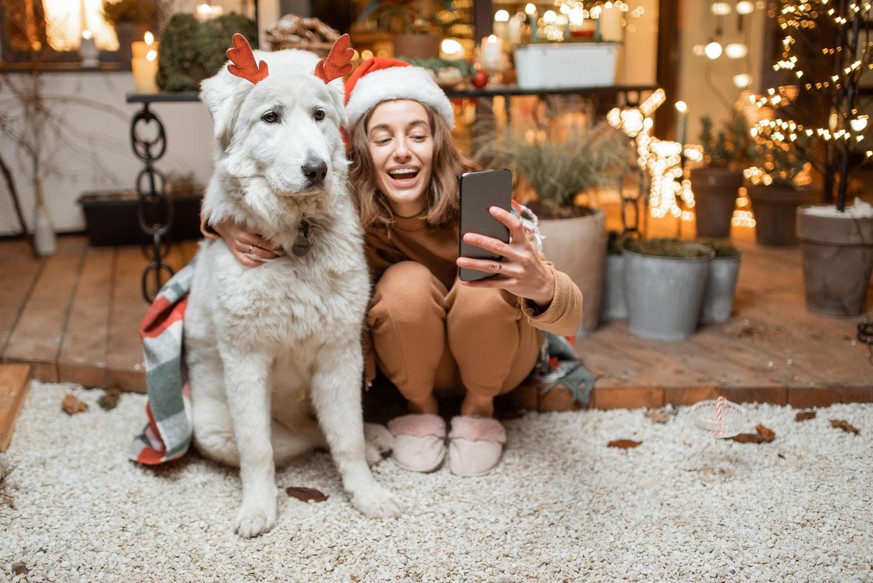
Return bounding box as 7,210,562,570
1,383,870,581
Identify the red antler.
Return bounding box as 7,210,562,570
226,33,269,84
314,34,354,84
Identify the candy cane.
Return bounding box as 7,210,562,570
715,395,727,436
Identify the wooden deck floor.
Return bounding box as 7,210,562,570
1,220,872,411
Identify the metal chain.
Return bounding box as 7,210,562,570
130,103,174,303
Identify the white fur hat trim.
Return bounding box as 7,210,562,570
345,65,454,130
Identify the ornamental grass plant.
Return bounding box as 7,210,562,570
473,113,632,219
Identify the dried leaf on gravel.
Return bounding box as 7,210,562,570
830,419,860,434
12,562,28,575
98,388,122,411
644,408,671,424
729,424,776,444
795,411,816,422
286,486,328,502
608,439,642,449
61,394,89,415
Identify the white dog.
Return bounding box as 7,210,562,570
184,35,400,538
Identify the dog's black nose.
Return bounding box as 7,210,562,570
302,158,328,187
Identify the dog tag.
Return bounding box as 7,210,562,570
292,220,311,257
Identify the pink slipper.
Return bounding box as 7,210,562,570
448,416,507,477
386,414,447,473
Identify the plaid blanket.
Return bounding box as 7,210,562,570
129,259,196,465
128,209,598,465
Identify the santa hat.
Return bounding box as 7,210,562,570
344,57,454,130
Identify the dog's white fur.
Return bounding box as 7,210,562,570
186,47,400,538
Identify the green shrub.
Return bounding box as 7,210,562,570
156,13,257,92
102,0,158,26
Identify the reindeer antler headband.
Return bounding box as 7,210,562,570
226,33,353,85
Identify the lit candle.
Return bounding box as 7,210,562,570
508,13,523,45
131,32,159,93
675,101,688,151
493,10,510,43
195,3,224,21
600,3,623,42
525,3,539,43
480,34,504,72
79,29,98,68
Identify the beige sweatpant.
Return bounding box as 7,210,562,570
367,261,542,403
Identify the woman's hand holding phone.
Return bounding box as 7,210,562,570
457,206,556,309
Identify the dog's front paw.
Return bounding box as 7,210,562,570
363,422,394,465
235,497,277,538
350,484,403,519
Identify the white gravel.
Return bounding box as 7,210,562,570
1,381,871,582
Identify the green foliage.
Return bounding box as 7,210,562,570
102,0,158,26
623,237,714,258
156,13,257,92
748,128,813,188
473,117,632,216
399,57,476,78
357,0,453,34
697,237,741,257
698,115,755,169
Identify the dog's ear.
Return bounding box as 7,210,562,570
200,69,250,151
324,78,348,128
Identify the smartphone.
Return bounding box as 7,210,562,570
458,169,512,282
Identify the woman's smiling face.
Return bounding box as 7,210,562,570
366,99,434,217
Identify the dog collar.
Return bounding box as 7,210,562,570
291,220,311,257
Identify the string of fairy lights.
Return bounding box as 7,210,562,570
750,0,873,193
607,0,872,224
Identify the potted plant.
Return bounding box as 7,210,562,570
744,122,819,247
77,171,204,246
355,0,451,59
697,238,742,324
600,230,633,322
474,115,632,336
768,1,873,317
622,238,714,340
102,0,160,64
690,115,754,239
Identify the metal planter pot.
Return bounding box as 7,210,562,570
700,254,742,324
623,247,714,340
600,253,627,321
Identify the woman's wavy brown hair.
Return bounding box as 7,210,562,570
348,102,479,228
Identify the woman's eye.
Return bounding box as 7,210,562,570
411,134,427,141
261,111,279,124
313,109,325,121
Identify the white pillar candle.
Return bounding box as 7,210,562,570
480,35,503,71
131,32,159,93
600,5,623,42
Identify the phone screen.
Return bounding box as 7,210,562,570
458,169,512,281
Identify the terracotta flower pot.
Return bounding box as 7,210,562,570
690,167,743,239
747,185,820,247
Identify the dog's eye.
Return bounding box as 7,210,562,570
313,109,325,122
261,111,280,124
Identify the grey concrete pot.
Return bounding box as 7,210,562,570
623,245,714,340
700,254,742,324
797,205,873,317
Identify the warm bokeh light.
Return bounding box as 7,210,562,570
43,0,118,51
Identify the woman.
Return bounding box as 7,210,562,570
212,58,583,477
